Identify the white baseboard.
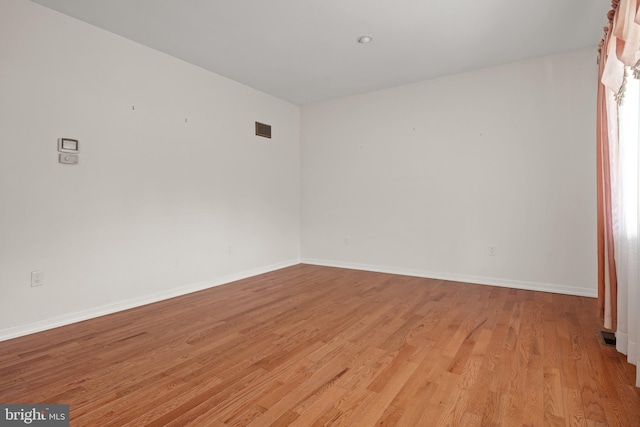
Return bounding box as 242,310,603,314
2,258,596,342
301,258,597,298
0,259,300,342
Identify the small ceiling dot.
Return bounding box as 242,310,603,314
356,35,373,44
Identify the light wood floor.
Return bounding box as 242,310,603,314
1,264,639,426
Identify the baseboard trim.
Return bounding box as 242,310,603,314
0,259,300,342
2,258,596,342
301,258,597,298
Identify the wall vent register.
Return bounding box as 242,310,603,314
255,122,271,139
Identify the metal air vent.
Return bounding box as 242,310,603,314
255,122,271,139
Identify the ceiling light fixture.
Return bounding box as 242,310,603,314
356,35,373,44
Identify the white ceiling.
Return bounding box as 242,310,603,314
29,0,608,105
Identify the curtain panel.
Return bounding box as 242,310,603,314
597,0,640,387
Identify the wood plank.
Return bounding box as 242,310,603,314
1,264,639,426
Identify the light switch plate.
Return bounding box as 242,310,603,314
59,153,78,165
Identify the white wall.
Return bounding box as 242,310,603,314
0,0,300,339
0,0,598,341
301,48,597,296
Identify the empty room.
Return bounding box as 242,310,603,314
1,0,640,425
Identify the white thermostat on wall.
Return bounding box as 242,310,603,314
58,138,79,153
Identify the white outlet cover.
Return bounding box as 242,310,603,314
31,271,43,287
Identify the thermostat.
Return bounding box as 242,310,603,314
58,138,79,153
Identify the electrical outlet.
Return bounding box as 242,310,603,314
227,245,233,255
344,236,351,245
31,271,44,287
488,246,497,256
